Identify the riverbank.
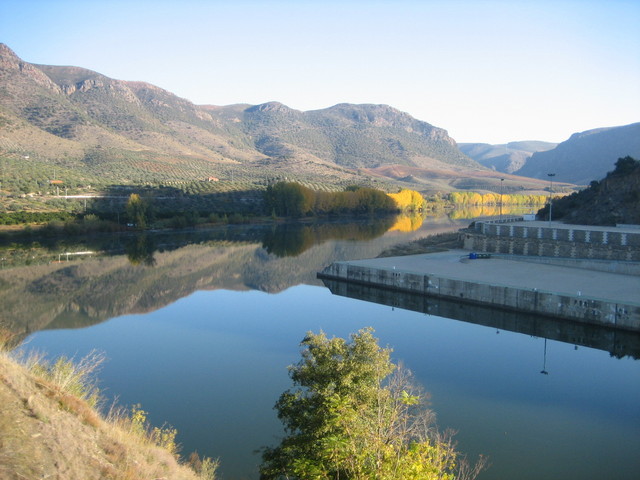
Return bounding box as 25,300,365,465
376,231,463,257
0,341,216,480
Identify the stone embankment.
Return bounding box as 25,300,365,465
320,278,640,358
319,219,640,332
464,218,640,267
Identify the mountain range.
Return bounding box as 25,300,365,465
0,43,550,194
459,141,558,174
1,42,637,194
461,123,640,185
513,123,640,185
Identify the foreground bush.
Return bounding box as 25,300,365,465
260,328,486,480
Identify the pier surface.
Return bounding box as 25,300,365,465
342,250,639,303
319,250,640,330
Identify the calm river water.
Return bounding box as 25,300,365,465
4,213,639,480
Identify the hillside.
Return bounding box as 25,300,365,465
459,141,557,173
514,123,640,185
0,348,212,480
539,156,640,225
0,43,547,194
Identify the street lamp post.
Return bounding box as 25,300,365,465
547,173,556,223
540,338,549,375
500,178,504,219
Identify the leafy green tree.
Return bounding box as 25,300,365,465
125,193,150,229
265,182,315,217
266,182,398,216
353,187,397,214
261,328,483,480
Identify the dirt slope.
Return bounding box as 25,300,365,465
0,351,206,480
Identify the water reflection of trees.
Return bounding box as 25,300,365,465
388,214,424,233
125,234,157,266
0,213,427,270
449,205,539,219
261,217,396,257
1,217,401,267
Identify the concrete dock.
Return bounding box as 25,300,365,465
465,219,640,264
318,250,640,331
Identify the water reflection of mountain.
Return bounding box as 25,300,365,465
0,217,464,343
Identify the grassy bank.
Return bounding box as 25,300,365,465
376,231,464,258
0,333,217,480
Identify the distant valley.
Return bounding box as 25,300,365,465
459,141,558,174
461,123,640,185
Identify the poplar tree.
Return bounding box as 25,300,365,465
125,193,149,229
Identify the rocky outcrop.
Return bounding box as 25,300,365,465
540,156,640,225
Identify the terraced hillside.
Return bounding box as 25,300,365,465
0,43,551,196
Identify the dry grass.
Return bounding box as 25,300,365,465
0,334,218,480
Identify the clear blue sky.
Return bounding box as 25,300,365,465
1,0,639,144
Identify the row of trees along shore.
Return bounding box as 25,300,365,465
0,183,551,231
264,183,425,217
264,182,547,218
449,191,549,206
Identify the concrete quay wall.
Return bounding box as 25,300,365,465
466,220,640,263
319,262,640,331
463,233,640,263
322,278,640,359
475,220,640,247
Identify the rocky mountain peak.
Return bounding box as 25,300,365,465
325,103,408,125
318,103,454,144
0,43,60,92
0,43,19,61
246,101,298,114
567,126,612,141
516,123,640,184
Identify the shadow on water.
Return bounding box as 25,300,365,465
321,278,640,360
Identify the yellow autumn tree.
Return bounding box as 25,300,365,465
388,189,425,212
